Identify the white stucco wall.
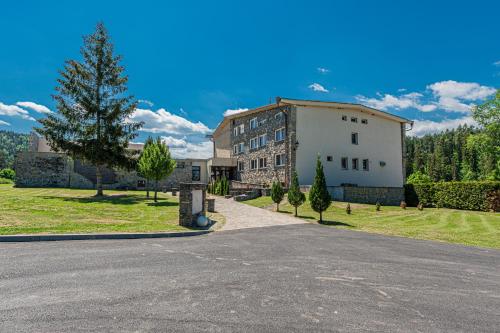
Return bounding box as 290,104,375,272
295,106,404,187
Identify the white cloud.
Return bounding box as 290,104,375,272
161,136,213,159
409,116,476,137
223,108,248,117
397,88,407,92
0,102,35,121
128,108,211,135
138,99,154,107
0,119,11,126
308,83,329,93
427,80,496,113
356,93,436,112
317,67,330,74
493,60,500,67
16,101,52,114
161,136,188,148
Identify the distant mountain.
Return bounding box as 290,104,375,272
0,130,30,169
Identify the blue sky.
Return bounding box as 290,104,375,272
1,0,499,157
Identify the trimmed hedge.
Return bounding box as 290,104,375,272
405,181,500,212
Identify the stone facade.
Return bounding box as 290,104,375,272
14,152,198,190
230,105,294,186
179,182,207,227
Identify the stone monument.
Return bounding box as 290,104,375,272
179,182,207,227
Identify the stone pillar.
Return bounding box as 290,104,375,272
179,182,207,227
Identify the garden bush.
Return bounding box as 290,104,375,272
405,181,500,211
0,168,15,180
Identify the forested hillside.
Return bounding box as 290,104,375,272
0,130,30,168
405,125,498,181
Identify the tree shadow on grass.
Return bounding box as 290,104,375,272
318,220,353,227
41,194,176,206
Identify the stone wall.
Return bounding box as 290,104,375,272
231,106,293,186
341,186,404,205
14,152,197,190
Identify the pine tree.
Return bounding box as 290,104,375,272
271,181,284,211
309,156,331,223
288,171,305,217
138,137,176,202
35,23,142,196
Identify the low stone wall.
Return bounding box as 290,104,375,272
14,152,194,190
339,186,404,205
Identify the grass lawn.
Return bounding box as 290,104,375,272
242,194,500,249
0,184,187,235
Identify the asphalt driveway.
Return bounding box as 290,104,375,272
1,224,499,332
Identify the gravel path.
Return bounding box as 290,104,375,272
214,197,306,230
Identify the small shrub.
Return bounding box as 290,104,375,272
375,201,381,211
0,168,15,180
346,203,351,214
0,177,13,184
400,201,407,209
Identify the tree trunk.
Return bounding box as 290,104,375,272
294,206,297,217
154,180,158,202
319,211,322,223
276,203,279,212
96,165,104,196
146,179,150,198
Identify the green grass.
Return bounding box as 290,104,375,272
0,177,13,184
0,184,187,235
242,194,500,249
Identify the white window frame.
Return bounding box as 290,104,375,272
259,157,267,169
250,118,257,129
351,132,358,145
352,158,359,170
238,161,245,172
258,134,267,147
362,159,369,171
250,159,257,170
233,127,238,137
275,128,286,142
275,112,283,121
250,137,258,150
341,157,348,170
233,145,238,155
258,118,267,127
239,124,245,134
275,153,286,167
237,142,244,154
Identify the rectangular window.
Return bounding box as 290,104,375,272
238,161,245,171
259,157,267,169
258,134,267,147
233,127,238,137
351,117,358,123
233,145,238,154
275,128,286,142
250,118,257,129
361,119,368,124
258,119,267,127
250,137,258,150
275,153,286,166
341,157,348,170
351,132,358,145
192,166,201,181
362,159,369,171
275,112,284,121
327,156,333,162
176,162,186,169
352,158,359,170
238,142,244,154
342,115,347,121
250,159,257,170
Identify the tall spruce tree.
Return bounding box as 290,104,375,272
36,23,142,196
271,181,285,211
309,156,331,223
288,171,306,217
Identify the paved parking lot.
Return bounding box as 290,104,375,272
1,223,499,332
